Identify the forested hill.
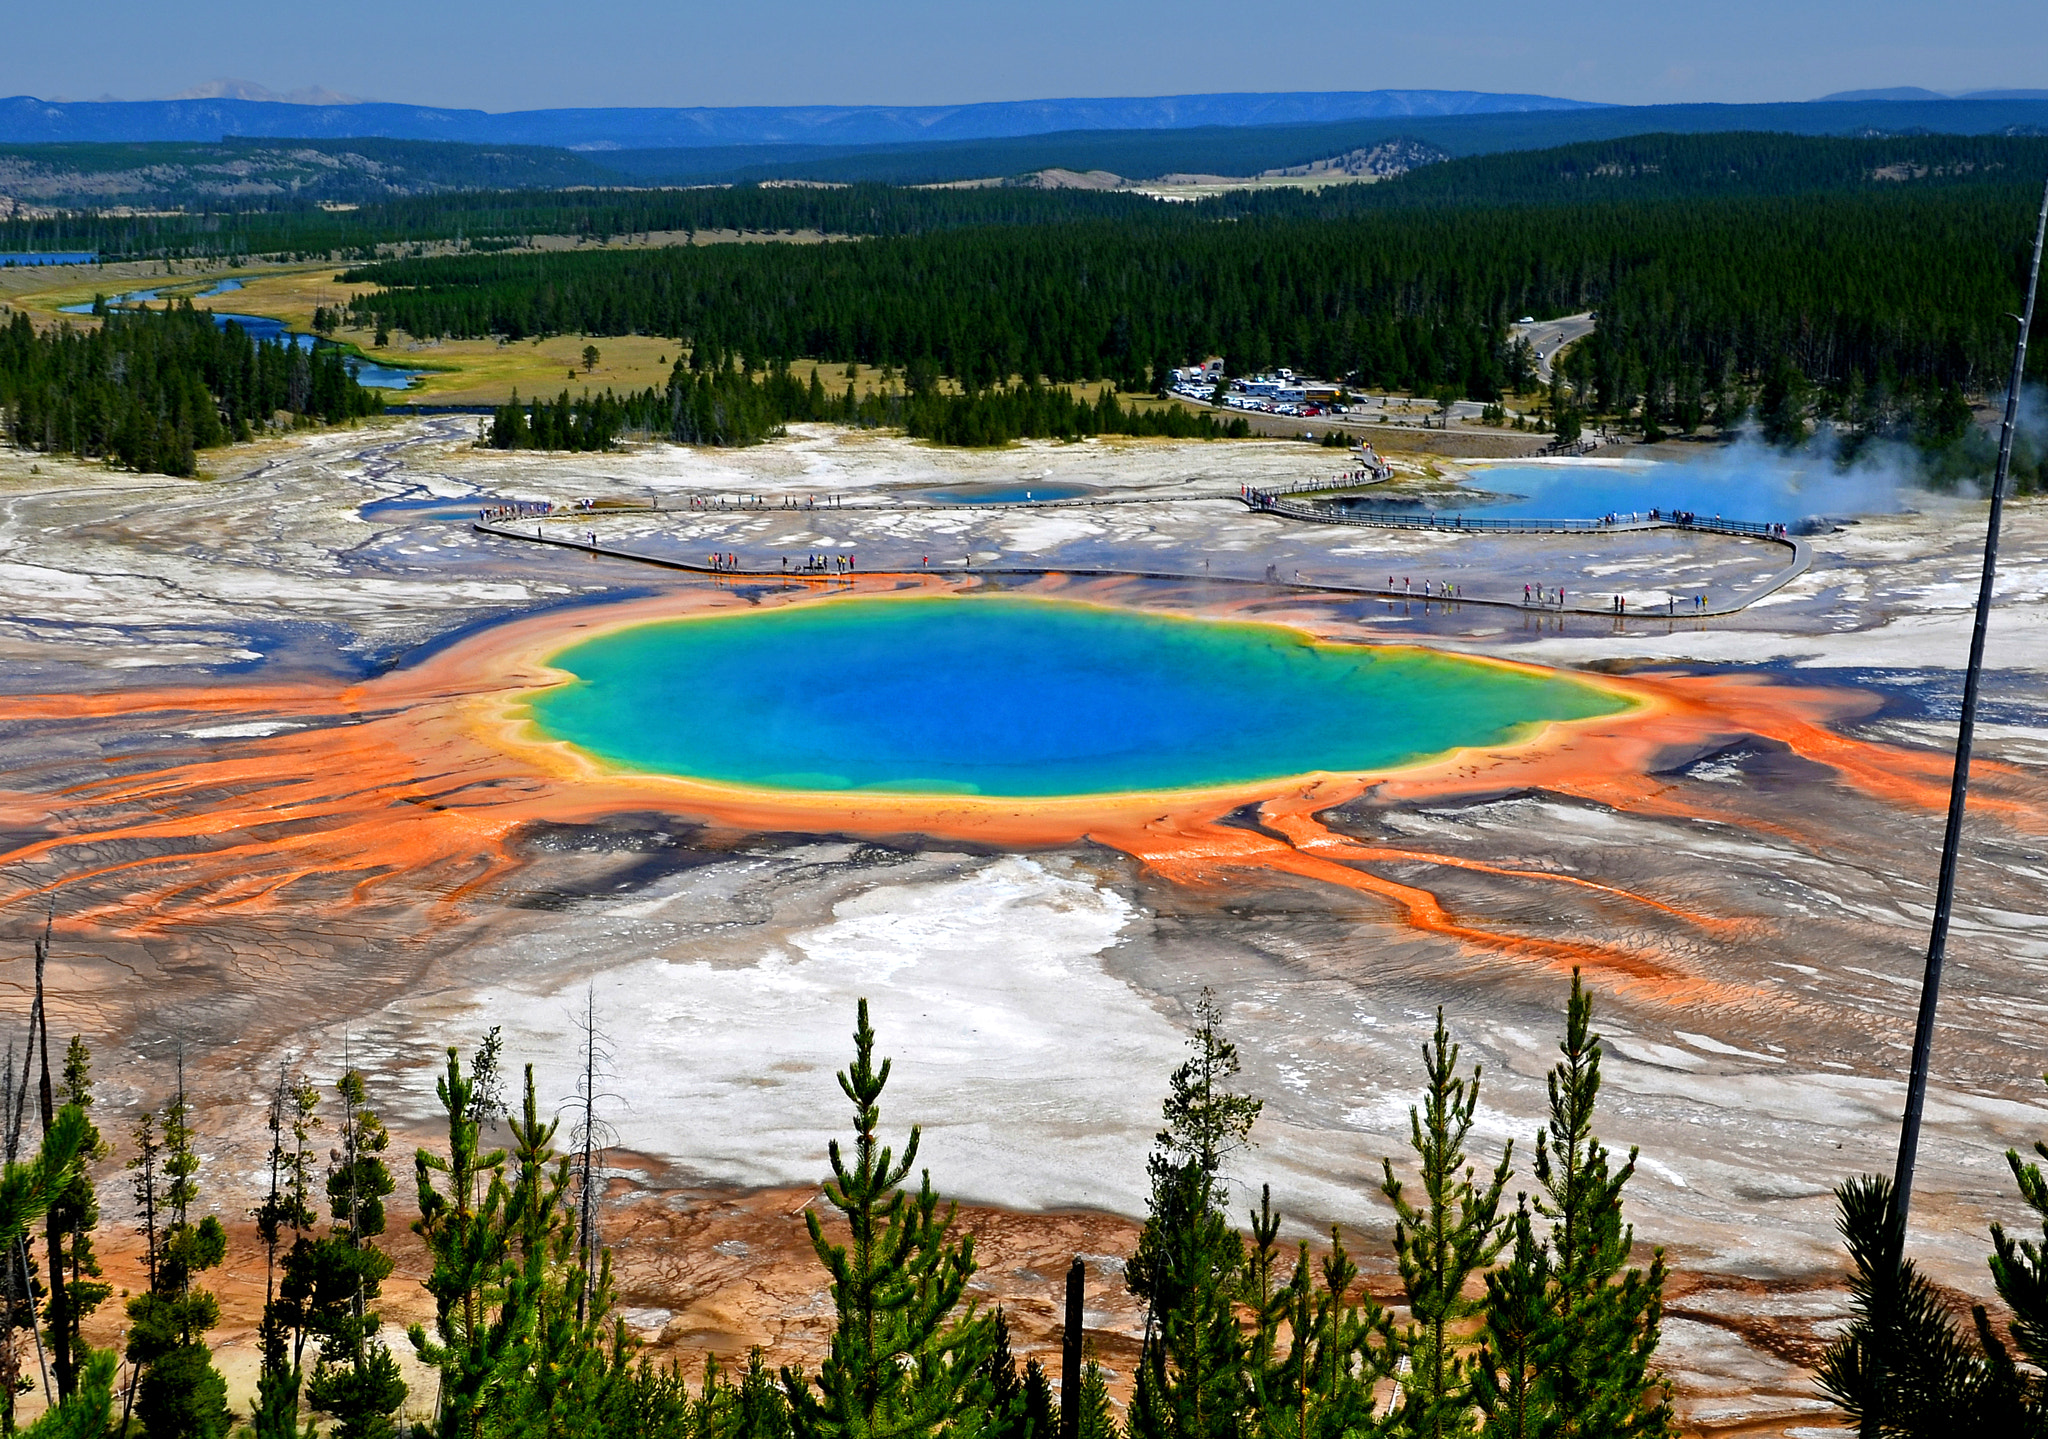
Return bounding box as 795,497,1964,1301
0,182,1165,262
6,131,2046,262
669,96,2048,186
1264,131,2048,211
344,185,2046,408
0,137,627,209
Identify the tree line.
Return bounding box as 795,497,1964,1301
0,184,1164,267
6,131,2045,264
1222,132,2048,215
0,303,379,477
347,185,2045,414
481,362,1252,452
0,962,1678,1438
2,953,2043,1436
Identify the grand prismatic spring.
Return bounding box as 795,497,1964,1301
3,420,2047,1432
526,597,1631,796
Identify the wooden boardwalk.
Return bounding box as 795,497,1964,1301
475,497,1812,618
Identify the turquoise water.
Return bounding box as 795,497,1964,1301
1339,457,1899,525
527,597,1628,796
1464,462,1818,521
917,482,1091,504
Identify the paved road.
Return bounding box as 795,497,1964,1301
1509,312,1597,382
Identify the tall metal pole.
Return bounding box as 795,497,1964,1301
1891,175,2048,1225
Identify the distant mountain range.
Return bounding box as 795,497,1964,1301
162,79,368,106
0,89,1603,150
5,92,2047,209
1814,87,2048,103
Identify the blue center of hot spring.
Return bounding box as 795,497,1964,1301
526,597,1628,796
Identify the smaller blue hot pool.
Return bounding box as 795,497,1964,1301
360,492,509,522
916,482,1093,505
1336,456,1903,526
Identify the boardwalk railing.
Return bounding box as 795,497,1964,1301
1243,494,1791,542
1256,468,1392,499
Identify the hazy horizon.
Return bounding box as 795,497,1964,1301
4,0,2042,115
20,82,2048,115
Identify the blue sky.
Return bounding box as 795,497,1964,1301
9,0,2044,112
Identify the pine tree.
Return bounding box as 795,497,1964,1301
1472,1202,1549,1439
17,1346,115,1438
1381,1010,1513,1438
1510,974,1671,1439
1128,1159,1248,1439
964,1314,1056,1439
303,1066,406,1439
0,1105,90,1432
409,1039,513,1439
1817,1175,2010,1433
1021,1360,1056,1439
41,1038,108,1406
781,998,994,1439
252,1066,320,1439
700,1349,796,1439
120,1108,160,1438
492,1062,629,1437
981,1310,1030,1439
0,1104,87,1433
1127,991,1265,1439
1156,991,1263,1183
1253,1226,1396,1439
127,1061,231,1439
1990,1083,2048,1381
411,1030,641,1439
0,1040,42,1432
1073,1363,1117,1439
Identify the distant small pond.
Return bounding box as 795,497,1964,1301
211,311,303,345
59,290,162,313
0,252,97,267
346,356,430,390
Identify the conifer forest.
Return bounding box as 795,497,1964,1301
0,969,1687,1439
2,131,2044,477
3,959,2045,1437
